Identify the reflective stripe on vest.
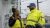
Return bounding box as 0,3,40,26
27,20,38,23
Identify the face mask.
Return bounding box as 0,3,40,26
30,7,35,11
30,8,33,11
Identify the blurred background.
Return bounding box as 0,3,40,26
0,0,50,28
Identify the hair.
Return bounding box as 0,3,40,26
12,8,16,13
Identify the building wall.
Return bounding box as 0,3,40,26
39,0,50,16
0,0,12,28
21,0,50,18
0,0,3,28
0,0,20,28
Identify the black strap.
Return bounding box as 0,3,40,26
37,17,40,23
37,16,43,23
18,19,22,28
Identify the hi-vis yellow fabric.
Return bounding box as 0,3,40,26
38,12,46,26
12,19,24,28
26,8,46,26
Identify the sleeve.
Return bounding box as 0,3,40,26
38,12,46,26
9,17,16,27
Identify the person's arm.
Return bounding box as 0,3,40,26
9,16,16,27
38,12,46,26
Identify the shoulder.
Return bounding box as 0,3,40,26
37,10,45,16
9,16,14,19
35,9,44,15
37,9,42,13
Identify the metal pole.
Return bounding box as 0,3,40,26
37,0,39,10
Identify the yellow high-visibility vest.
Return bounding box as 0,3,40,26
26,8,46,26
12,19,24,28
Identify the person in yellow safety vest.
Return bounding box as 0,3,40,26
26,3,46,28
9,8,24,28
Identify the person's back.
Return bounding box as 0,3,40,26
26,8,41,26
26,3,46,28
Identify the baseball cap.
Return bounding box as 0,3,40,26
27,3,36,7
